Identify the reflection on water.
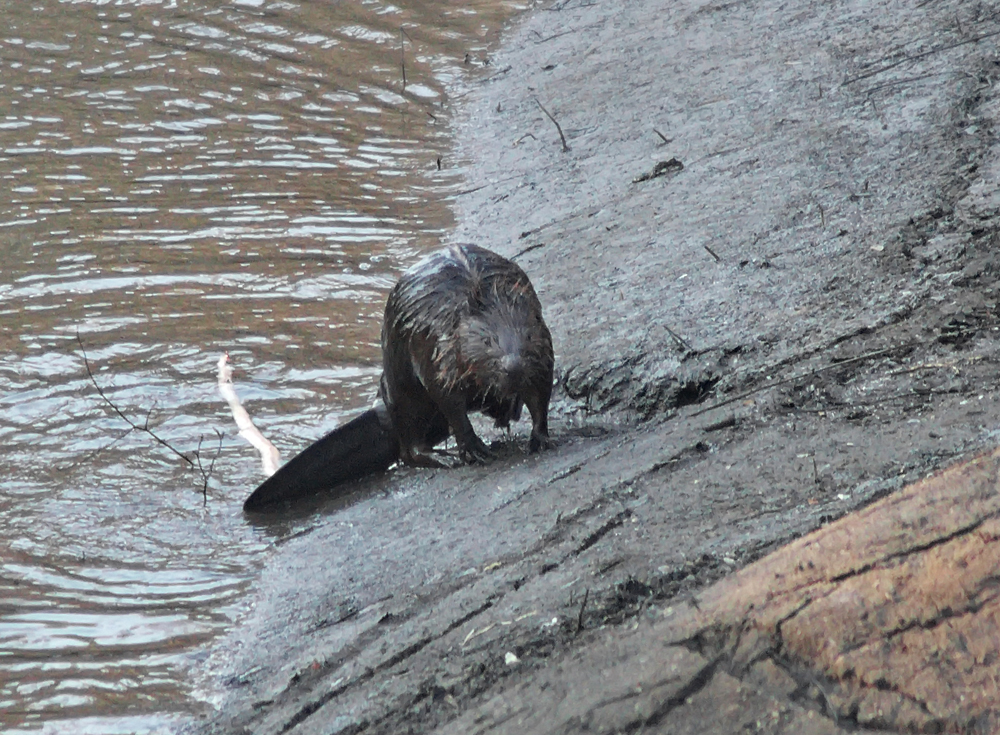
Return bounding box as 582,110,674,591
0,0,522,730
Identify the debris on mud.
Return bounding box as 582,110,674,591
631,157,684,183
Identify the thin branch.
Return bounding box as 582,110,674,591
196,430,225,504
399,26,412,92
653,128,672,145
842,26,1000,85
535,98,570,152
576,588,590,634
513,241,547,260
77,332,195,468
691,341,921,417
863,71,949,97
77,332,220,495
664,325,693,353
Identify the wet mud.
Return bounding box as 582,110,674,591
196,0,1000,732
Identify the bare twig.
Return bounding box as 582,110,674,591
399,26,412,92
535,98,570,152
703,244,721,262
78,333,195,468
653,128,672,145
531,28,579,44
691,341,922,417
196,431,225,504
576,588,590,634
664,325,693,353
842,27,1000,85
77,332,220,493
863,71,949,97
513,242,547,260
846,386,969,408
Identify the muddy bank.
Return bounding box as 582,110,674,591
194,0,1000,732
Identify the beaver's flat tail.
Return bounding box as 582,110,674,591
243,406,399,513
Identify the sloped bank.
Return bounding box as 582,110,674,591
196,0,1000,732
442,449,1000,734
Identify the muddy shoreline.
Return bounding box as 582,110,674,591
194,0,1000,732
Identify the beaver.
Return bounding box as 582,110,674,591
380,242,554,466
243,243,553,511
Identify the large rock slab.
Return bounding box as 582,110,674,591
687,447,1000,732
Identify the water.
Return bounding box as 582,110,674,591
0,0,522,730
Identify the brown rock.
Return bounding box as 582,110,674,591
674,448,1000,732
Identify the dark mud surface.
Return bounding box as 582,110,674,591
194,0,1000,732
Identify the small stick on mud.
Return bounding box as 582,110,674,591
841,27,1000,85
513,241,546,260
664,325,693,353
703,244,721,262
576,587,590,634
703,415,736,432
531,28,580,44
653,128,672,145
691,341,922,417
535,98,570,152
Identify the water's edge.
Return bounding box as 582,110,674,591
0,2,529,732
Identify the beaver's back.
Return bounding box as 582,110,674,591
384,244,534,338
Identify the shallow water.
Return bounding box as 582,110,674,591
0,0,521,730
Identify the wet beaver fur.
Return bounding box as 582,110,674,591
244,243,553,511
380,242,554,465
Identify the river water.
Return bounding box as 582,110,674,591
0,0,522,731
